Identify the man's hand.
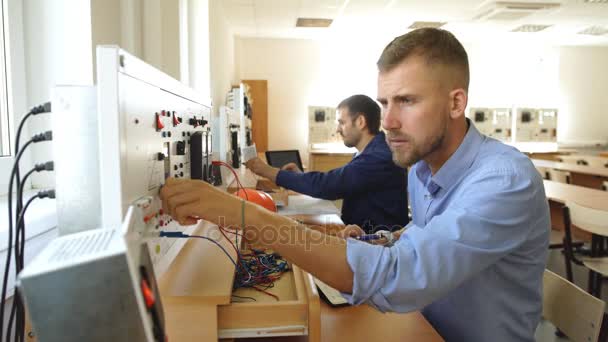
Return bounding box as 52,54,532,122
339,224,365,239
281,162,302,173
245,157,279,182
160,177,239,226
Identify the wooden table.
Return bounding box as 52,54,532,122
533,159,608,189
543,180,608,240
159,195,443,341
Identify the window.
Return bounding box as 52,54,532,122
0,0,9,157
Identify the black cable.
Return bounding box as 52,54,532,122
0,140,33,340
7,193,42,342
16,163,53,271
1,131,52,340
1,102,51,342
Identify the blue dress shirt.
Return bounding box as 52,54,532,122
344,121,549,342
276,132,408,232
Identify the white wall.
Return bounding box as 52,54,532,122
209,0,235,115
24,0,94,188
558,47,608,145
235,37,387,164
235,36,608,158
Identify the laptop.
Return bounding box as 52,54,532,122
265,150,304,171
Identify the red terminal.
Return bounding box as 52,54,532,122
140,279,155,308
159,209,164,215
159,220,164,227
143,213,155,223
172,112,180,126
155,113,165,131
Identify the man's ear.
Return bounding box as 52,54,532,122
449,88,468,119
355,113,367,130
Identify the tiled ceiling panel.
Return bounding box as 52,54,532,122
219,0,608,45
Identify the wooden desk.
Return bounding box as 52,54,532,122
308,151,353,172
159,195,443,341
532,159,608,189
543,180,608,241
239,300,443,342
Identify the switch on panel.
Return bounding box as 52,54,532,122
172,111,180,127
155,113,164,131
176,141,186,156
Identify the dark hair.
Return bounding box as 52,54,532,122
337,94,381,134
377,28,469,90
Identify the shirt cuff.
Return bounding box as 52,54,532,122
341,238,394,310
275,169,290,188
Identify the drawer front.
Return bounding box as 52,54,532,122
217,264,314,338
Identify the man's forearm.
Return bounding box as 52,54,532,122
245,204,354,293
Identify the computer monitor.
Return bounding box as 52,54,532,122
265,150,304,171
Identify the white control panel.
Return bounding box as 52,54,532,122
53,46,212,277
308,106,338,144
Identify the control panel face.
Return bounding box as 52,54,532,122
96,47,213,276
308,106,338,144
515,108,557,142
468,107,512,142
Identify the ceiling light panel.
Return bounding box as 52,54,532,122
511,24,552,32
578,26,608,35
408,21,447,29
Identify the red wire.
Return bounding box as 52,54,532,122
252,286,279,301
213,161,249,200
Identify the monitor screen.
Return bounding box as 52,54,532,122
265,150,303,171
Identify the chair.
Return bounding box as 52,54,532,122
542,269,605,342
583,157,608,168
547,169,571,184
536,166,549,180
563,201,608,297
558,155,587,165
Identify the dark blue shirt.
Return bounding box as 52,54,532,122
276,132,408,233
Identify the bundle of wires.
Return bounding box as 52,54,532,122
212,161,289,301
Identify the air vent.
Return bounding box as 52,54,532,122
49,229,115,263
474,1,561,21
296,18,333,28
408,21,446,29
578,26,608,35
511,24,552,32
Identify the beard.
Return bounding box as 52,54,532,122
387,129,445,168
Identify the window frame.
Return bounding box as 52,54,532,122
0,0,28,196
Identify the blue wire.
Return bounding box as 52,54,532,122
160,231,237,268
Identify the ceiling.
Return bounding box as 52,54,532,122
219,0,608,45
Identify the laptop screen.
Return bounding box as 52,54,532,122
265,150,303,171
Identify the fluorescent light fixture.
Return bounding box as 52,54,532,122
511,24,552,32
408,21,446,29
296,18,333,28
578,26,608,35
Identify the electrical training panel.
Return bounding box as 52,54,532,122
308,105,338,144
468,107,512,142
53,46,213,277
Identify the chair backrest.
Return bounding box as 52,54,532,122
565,200,608,238
558,155,586,165
543,269,605,342
547,169,571,184
535,166,549,180
583,157,608,168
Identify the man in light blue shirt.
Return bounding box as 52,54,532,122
161,27,550,342
341,28,550,341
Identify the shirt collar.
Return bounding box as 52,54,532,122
354,131,385,159
415,119,484,194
